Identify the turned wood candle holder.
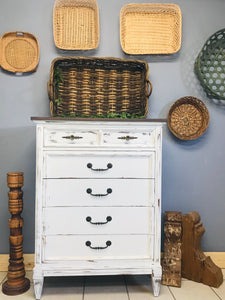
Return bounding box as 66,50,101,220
2,172,30,296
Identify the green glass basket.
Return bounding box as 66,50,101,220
195,28,225,100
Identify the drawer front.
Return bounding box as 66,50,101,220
44,128,99,147
45,178,155,207
102,130,155,147
43,207,154,235
44,153,155,179
43,235,153,260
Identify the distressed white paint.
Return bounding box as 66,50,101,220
43,206,154,234
32,120,163,299
45,178,155,207
44,152,155,179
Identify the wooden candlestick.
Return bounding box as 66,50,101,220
2,172,30,295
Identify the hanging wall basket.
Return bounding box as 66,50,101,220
167,96,209,140
53,0,99,50
0,31,39,73
195,28,225,100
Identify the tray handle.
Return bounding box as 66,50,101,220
47,81,54,101
146,79,153,97
47,81,55,116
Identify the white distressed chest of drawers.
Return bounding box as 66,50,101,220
32,118,164,299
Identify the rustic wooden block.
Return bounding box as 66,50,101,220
181,211,223,288
162,211,182,287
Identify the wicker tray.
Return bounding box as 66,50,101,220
195,28,225,100
167,96,209,140
47,57,152,118
0,31,39,73
120,3,182,55
53,0,99,50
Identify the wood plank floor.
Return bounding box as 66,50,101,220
0,270,224,299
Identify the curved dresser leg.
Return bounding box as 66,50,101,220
33,277,44,300
152,267,162,296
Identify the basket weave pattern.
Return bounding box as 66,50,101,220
195,28,225,100
167,96,209,140
53,0,99,50
0,31,39,73
120,3,182,55
48,57,151,117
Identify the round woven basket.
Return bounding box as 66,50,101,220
195,28,225,100
167,96,209,140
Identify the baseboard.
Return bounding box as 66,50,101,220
0,253,224,272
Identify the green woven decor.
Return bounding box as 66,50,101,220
195,28,225,100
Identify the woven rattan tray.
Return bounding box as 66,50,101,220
47,57,152,118
195,28,225,100
53,0,99,50
167,96,209,140
0,31,39,73
120,3,182,55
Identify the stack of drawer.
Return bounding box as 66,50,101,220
32,119,163,298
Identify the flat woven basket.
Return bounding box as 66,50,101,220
167,96,209,140
195,28,225,100
47,57,152,118
120,3,182,55
0,31,39,73
53,0,99,50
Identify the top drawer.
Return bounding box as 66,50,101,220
44,128,99,147
102,130,155,147
43,127,156,148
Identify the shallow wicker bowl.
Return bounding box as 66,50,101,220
53,0,99,50
167,96,209,140
120,3,182,55
195,28,225,100
0,31,39,73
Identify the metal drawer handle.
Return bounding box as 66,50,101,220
86,216,112,225
86,188,112,197
85,240,112,250
118,135,137,141
62,135,83,141
87,163,113,171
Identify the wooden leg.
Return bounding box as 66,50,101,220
152,266,162,296
33,277,44,300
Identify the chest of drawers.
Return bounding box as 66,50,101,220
32,118,164,299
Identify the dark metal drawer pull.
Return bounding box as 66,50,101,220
85,240,112,250
118,135,137,141
87,163,113,171
62,135,83,140
86,216,112,225
86,188,112,197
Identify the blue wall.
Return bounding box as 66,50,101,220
0,0,225,253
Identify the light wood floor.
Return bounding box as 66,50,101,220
0,270,224,299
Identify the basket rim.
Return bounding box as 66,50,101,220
167,96,210,140
120,3,182,55
53,0,99,50
0,31,40,73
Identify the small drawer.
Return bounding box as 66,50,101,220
44,152,155,179
44,178,155,207
43,207,154,235
102,130,155,147
43,234,153,261
43,128,99,147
